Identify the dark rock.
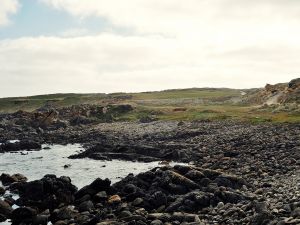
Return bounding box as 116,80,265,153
50,206,78,222
0,213,7,222
0,200,12,217
11,207,37,223
93,191,107,202
19,141,42,150
250,211,274,225
292,208,300,218
119,210,132,218
150,219,163,225
75,178,111,199
4,196,15,206
0,173,27,185
16,175,77,211
0,186,5,195
1,141,41,152
32,214,49,225
224,151,239,157
149,191,167,208
78,200,94,212
132,197,143,206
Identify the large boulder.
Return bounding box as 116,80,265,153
16,175,77,211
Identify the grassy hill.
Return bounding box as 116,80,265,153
0,87,299,123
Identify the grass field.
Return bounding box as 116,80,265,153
0,88,299,123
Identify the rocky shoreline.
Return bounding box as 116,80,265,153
1,165,300,225
0,109,300,224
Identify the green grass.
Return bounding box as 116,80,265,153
115,104,300,123
0,88,299,123
0,93,107,113
129,88,243,100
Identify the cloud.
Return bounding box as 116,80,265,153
60,28,89,37
0,1,299,97
0,33,299,97
0,0,19,27
39,1,300,56
40,0,300,39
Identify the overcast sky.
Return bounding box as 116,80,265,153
0,0,299,97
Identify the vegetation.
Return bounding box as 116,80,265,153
0,88,299,123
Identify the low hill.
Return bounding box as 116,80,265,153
0,78,299,123
0,88,250,113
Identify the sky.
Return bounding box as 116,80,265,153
0,0,299,97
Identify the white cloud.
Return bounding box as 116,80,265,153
60,28,89,37
39,1,300,69
0,33,299,97
0,1,299,97
40,0,300,45
0,0,19,27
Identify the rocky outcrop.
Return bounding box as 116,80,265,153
246,78,300,105
0,104,134,134
15,175,77,211
3,165,300,224
68,143,192,162
0,140,41,153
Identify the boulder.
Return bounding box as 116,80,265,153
0,200,12,217
75,178,111,199
108,195,121,204
0,173,27,185
11,207,37,223
16,175,77,211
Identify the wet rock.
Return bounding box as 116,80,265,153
0,186,5,195
50,206,79,222
16,175,77,211
11,207,37,224
0,114,299,225
75,178,111,199
149,191,167,208
0,200,13,217
0,213,7,222
4,196,15,206
0,173,27,185
78,200,94,212
94,191,108,202
19,141,42,150
0,140,41,152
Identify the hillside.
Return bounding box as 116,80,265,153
246,78,300,105
0,88,249,113
0,79,299,123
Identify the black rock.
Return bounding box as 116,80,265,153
0,200,13,217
